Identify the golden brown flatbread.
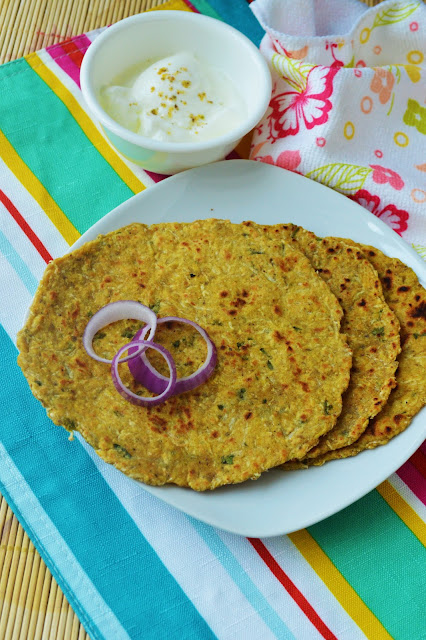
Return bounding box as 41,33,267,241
310,243,426,465
17,220,352,490
278,226,400,460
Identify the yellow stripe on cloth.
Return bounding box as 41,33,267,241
377,480,426,546
0,129,80,246
150,0,193,10
289,529,394,640
25,52,146,196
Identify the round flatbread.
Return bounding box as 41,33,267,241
311,244,426,465
17,220,352,490
277,226,400,460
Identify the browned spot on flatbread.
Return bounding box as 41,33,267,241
409,301,426,319
18,219,352,490
278,228,400,464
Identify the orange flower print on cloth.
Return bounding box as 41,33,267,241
272,39,309,61
267,63,340,141
350,189,409,236
403,99,426,134
370,68,395,104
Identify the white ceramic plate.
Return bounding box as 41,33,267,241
73,160,426,537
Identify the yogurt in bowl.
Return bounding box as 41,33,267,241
100,52,246,143
81,11,271,174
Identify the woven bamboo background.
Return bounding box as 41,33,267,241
0,0,168,63
0,0,387,638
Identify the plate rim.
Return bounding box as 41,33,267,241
72,159,426,281
71,159,426,537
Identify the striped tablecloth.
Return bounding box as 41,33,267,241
0,1,425,639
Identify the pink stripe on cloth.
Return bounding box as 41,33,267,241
397,460,426,506
46,34,92,87
227,150,241,160
182,0,200,12
145,170,168,183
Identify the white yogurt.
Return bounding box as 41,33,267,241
100,52,245,143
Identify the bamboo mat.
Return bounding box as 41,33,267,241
0,0,167,63
0,0,386,638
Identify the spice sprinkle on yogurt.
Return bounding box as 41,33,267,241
100,51,245,143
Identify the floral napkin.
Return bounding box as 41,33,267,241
250,0,426,255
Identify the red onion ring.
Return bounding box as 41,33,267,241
83,300,156,364
111,340,176,407
128,316,217,395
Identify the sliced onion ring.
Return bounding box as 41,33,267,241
111,340,176,407
128,316,217,395
83,300,157,364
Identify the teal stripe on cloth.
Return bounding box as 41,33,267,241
189,517,295,640
0,449,130,640
0,327,217,640
0,59,133,235
0,231,38,294
188,0,222,20
308,490,426,640
201,0,265,45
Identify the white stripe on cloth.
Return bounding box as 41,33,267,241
262,536,368,640
0,253,33,343
81,437,283,640
0,156,70,257
0,443,131,640
0,200,48,282
215,531,326,640
86,27,107,43
80,435,365,640
388,472,426,522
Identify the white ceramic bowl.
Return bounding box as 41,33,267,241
80,11,271,174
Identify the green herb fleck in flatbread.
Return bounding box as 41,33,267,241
113,444,132,459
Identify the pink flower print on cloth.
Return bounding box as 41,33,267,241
350,189,409,236
252,147,302,172
267,62,340,141
249,0,426,250
370,165,404,190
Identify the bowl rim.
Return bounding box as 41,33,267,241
80,10,272,153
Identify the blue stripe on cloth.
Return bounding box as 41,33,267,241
0,327,217,640
209,0,265,45
0,230,38,294
0,445,131,640
188,517,296,640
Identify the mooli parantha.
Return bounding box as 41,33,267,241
310,243,426,465
278,225,400,462
17,220,352,490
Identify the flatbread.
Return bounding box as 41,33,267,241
310,244,426,465
278,226,400,459
17,220,352,490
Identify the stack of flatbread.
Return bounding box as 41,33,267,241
17,220,426,490
279,224,426,469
